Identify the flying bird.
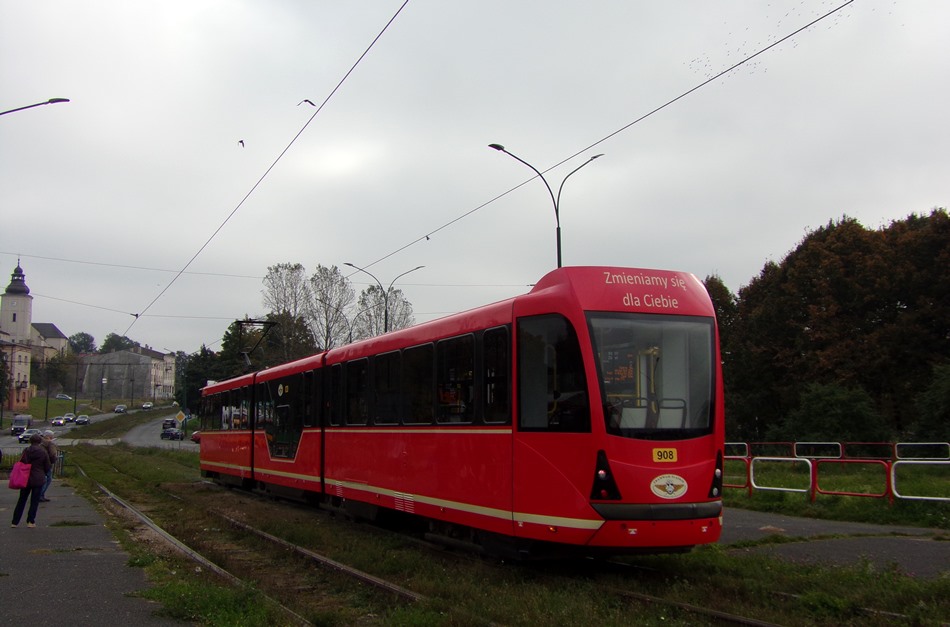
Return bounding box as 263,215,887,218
238,140,244,147
298,99,315,107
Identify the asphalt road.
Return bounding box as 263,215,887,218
1,407,198,454
720,507,949,579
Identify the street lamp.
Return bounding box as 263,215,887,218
313,297,379,345
100,377,107,412
488,143,603,268
344,263,425,333
0,98,70,117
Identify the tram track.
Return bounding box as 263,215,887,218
75,461,522,625
78,466,314,626
90,471,776,626
72,455,937,626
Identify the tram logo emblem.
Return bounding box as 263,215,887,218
650,474,687,499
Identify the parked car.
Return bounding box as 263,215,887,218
75,415,90,425
55,393,72,400
64,413,76,422
18,428,42,443
114,404,127,414
51,416,66,426
190,431,201,443
160,428,184,441
142,401,154,410
162,418,178,430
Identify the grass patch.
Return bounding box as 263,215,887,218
64,444,950,626
138,575,282,625
66,412,173,440
725,458,950,530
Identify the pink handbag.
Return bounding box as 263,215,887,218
8,460,30,490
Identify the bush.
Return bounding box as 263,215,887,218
768,382,889,442
914,363,950,440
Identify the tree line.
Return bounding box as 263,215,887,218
17,210,948,442
9,263,416,413
176,263,417,411
705,209,949,442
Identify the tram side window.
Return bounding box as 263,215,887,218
403,344,434,425
302,370,316,428
223,389,246,430
327,364,343,426
483,327,511,424
262,374,304,457
199,394,223,431
256,383,275,435
518,314,591,433
238,391,252,430
437,335,474,423
375,351,401,425
345,359,370,425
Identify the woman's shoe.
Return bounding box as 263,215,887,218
27,523,36,528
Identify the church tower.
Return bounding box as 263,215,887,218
1,262,33,413
0,262,33,342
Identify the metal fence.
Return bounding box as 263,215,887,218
725,440,950,503
0,450,66,478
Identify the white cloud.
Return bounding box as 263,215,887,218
2,0,947,350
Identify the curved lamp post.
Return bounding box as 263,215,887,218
489,144,602,268
0,98,70,117
345,263,424,333
313,297,378,345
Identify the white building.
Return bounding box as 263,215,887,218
0,262,176,412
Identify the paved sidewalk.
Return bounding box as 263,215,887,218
721,507,950,579
0,480,184,626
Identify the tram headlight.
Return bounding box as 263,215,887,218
590,450,622,501
708,450,724,499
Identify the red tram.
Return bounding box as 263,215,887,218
199,266,725,556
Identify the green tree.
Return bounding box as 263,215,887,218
727,210,950,440
31,353,70,397
99,333,139,353
768,382,889,442
219,319,266,377
728,260,795,440
914,363,950,440
68,332,97,354
703,275,745,439
262,310,317,364
178,345,220,414
0,352,9,413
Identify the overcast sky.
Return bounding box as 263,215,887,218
2,1,948,355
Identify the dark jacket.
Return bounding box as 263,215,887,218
41,439,59,465
21,444,52,488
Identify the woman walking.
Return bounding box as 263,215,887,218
10,433,52,528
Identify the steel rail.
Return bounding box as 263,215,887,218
212,511,425,603
76,465,313,627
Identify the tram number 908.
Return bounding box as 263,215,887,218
652,448,678,463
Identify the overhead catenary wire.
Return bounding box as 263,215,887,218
121,0,411,339
357,0,856,272
12,1,854,347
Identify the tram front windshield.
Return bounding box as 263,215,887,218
588,313,715,440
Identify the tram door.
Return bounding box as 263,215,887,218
512,312,594,535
